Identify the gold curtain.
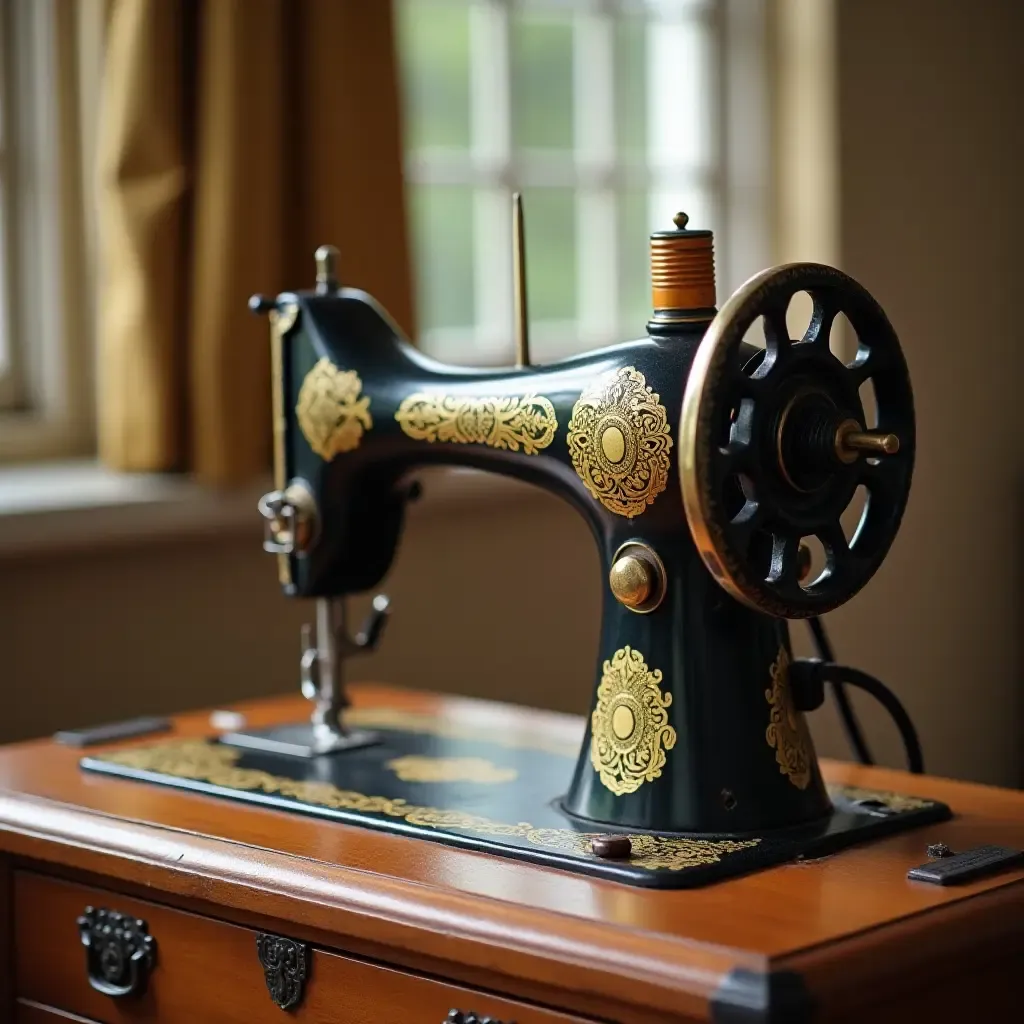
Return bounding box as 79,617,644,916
96,0,414,483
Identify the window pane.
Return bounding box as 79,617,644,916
409,185,475,334
523,187,576,323
397,1,472,151
618,189,650,334
647,17,713,171
615,16,647,162
511,11,574,152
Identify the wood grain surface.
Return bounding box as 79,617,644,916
15,870,585,1024
0,685,1021,1022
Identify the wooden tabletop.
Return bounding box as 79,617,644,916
1,685,1022,1022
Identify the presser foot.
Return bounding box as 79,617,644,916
219,722,380,759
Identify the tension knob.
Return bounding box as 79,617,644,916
610,556,652,608
608,542,666,614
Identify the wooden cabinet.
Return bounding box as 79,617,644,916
1,688,1023,1022
14,872,582,1024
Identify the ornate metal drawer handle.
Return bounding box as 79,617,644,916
446,1010,516,1024
76,906,156,998
256,932,310,1011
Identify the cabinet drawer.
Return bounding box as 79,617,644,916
15,872,587,1024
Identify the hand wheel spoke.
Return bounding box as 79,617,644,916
818,520,853,580
726,500,765,561
802,289,838,346
766,531,800,587
762,299,793,364
858,456,904,511
847,339,894,384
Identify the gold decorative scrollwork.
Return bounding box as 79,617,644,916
296,357,372,460
567,366,673,517
98,740,757,872
527,829,759,870
829,785,934,813
394,393,557,454
590,646,677,796
765,647,814,790
346,706,580,757
385,755,517,785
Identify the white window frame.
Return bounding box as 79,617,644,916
402,0,773,365
0,0,97,463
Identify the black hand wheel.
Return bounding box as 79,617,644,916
680,263,914,618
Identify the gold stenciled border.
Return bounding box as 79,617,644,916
269,302,299,586
97,740,760,872
346,706,581,758
385,755,517,785
395,393,557,454
765,647,814,790
829,786,934,813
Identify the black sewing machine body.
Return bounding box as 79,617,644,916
269,283,835,837
81,218,947,888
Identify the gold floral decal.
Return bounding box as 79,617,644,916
296,357,372,460
567,366,673,517
591,646,677,796
765,647,813,790
385,755,517,785
394,393,557,454
98,740,758,871
828,785,934,813
346,706,580,757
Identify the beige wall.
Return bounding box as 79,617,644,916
1,0,1021,786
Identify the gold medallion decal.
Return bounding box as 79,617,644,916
591,646,677,796
394,393,557,454
765,647,813,790
296,357,372,460
385,755,517,785
567,367,673,517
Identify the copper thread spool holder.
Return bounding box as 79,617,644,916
649,212,717,326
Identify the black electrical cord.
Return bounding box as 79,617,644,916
806,616,875,766
814,662,925,775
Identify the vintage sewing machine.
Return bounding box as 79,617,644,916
78,206,951,889
4,206,1023,1024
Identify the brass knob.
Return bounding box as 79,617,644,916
834,418,900,464
608,543,666,613
610,555,653,609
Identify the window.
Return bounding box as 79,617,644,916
0,0,98,461
397,0,772,366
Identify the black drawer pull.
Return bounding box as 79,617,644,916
256,932,310,1011
77,906,156,998
446,1011,516,1024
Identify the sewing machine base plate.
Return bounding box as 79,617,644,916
81,712,950,888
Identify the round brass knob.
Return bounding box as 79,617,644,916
608,543,666,613
610,555,653,609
